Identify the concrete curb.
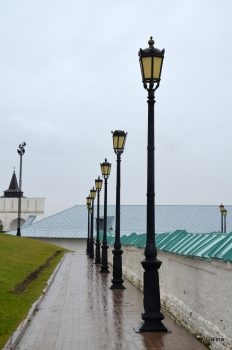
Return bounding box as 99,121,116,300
3,253,67,350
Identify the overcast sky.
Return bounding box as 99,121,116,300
0,0,232,217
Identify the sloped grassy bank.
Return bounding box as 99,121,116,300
0,233,67,348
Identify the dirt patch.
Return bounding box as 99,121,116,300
12,250,63,293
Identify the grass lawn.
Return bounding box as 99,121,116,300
0,233,68,348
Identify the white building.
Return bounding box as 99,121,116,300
0,171,45,231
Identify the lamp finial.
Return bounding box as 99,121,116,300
148,36,154,48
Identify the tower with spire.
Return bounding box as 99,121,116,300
3,170,21,198
0,170,45,232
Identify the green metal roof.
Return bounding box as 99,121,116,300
114,230,232,262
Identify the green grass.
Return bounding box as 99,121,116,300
0,233,68,348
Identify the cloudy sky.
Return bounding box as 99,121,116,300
0,0,231,217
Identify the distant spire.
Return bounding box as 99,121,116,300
3,170,23,198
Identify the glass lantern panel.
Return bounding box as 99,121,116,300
101,164,106,175
139,60,144,79
118,135,125,149
113,136,118,150
152,56,162,80
142,57,152,80
107,164,111,175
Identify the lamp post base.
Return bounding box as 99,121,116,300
110,248,125,289
110,280,125,289
139,316,167,332
16,228,21,237
139,258,167,332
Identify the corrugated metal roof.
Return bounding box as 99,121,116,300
203,233,232,260
22,215,37,227
18,229,87,239
10,204,232,238
118,230,232,262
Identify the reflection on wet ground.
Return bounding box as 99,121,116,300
16,250,207,349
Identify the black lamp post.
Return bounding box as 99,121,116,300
86,196,92,255
223,209,227,233
95,176,103,264
219,204,224,234
16,142,26,237
110,130,127,289
138,37,167,332
89,187,96,258
100,158,111,273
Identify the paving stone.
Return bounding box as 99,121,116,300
16,250,207,350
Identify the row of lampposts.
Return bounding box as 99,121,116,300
85,37,167,332
86,158,111,272
86,130,127,290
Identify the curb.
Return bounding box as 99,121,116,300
3,253,67,350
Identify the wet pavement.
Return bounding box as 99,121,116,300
16,249,207,350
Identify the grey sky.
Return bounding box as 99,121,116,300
0,0,232,217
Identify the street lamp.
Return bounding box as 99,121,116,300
100,158,111,273
86,196,92,255
89,187,96,258
223,209,227,234
16,142,26,237
95,176,103,264
219,204,225,234
110,130,127,289
138,37,167,332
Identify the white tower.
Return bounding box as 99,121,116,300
0,171,45,231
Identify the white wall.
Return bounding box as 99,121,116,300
0,197,45,213
0,197,45,231
108,245,232,350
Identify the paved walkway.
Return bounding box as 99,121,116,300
16,249,207,350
